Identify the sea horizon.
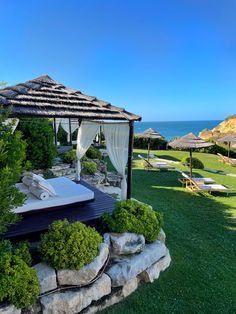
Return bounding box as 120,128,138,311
134,119,222,141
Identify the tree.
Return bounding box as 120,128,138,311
18,118,56,169
0,109,27,236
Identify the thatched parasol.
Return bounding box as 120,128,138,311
217,134,236,158
168,133,213,178
136,128,163,160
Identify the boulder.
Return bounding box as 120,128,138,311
158,228,166,242
33,263,57,294
0,304,21,314
57,242,109,286
81,172,105,187
109,233,145,255
106,240,167,287
139,249,171,283
122,277,139,297
41,274,111,314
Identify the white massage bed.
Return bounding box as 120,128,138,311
14,177,94,214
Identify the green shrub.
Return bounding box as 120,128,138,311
181,157,204,169
133,136,167,150
13,241,32,266
18,118,56,169
202,144,236,158
86,146,102,160
63,149,76,164
0,239,12,254
0,110,27,235
39,219,102,270
102,200,163,242
82,161,97,174
57,125,68,146
0,252,39,308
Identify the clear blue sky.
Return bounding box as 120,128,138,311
1,0,236,121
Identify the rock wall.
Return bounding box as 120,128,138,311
199,115,236,140
0,230,171,314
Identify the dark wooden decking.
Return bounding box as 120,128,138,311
4,181,115,242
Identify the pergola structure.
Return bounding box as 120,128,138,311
0,75,141,199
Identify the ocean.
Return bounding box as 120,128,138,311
134,120,222,141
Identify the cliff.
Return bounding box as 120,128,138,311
199,114,236,140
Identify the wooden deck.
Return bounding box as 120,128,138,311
4,181,115,242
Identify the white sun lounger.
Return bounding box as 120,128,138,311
14,177,94,214
176,170,215,186
138,155,174,170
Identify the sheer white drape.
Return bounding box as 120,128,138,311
60,118,70,142
103,123,129,199
70,119,79,134
3,118,19,133
55,118,61,134
76,121,100,181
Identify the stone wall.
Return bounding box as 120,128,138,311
0,230,171,314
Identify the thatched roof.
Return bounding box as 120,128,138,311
0,75,141,121
168,132,213,149
136,128,163,139
217,134,236,143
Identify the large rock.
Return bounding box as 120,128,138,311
158,228,166,242
41,274,111,314
106,240,167,287
109,233,145,255
139,249,171,283
122,277,139,297
33,263,57,294
57,242,109,286
0,304,21,314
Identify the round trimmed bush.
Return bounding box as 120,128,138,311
86,146,102,160
13,241,32,266
181,157,204,169
101,200,163,242
82,161,97,174
62,149,76,164
0,252,39,308
39,219,102,270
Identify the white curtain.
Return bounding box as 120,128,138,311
70,119,79,134
55,118,61,134
103,123,129,199
3,118,19,133
60,118,70,142
76,121,100,181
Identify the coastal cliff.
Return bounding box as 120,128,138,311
199,114,236,140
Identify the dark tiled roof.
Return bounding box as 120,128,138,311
0,75,141,121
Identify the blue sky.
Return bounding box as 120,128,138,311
1,0,236,121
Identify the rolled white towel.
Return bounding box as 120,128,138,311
22,176,33,187
29,185,49,201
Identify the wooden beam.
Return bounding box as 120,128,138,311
127,121,134,199
53,118,57,146
69,118,72,145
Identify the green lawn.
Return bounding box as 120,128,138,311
102,150,236,314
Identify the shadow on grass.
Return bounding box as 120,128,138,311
155,154,181,162
102,167,236,314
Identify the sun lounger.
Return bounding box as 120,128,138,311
217,153,236,166
14,177,94,214
138,155,174,170
185,176,229,195
176,170,215,187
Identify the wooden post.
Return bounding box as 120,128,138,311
189,148,193,178
53,118,57,146
69,118,72,145
127,121,134,199
228,142,231,158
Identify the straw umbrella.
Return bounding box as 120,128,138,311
217,134,236,158
168,133,213,178
136,128,163,160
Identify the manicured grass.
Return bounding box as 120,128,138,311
102,150,236,314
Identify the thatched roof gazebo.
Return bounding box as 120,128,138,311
168,133,213,178
217,134,236,157
136,128,163,160
0,75,141,199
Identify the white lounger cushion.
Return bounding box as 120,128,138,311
199,184,228,191
14,177,94,214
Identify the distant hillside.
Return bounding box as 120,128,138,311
199,114,236,140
